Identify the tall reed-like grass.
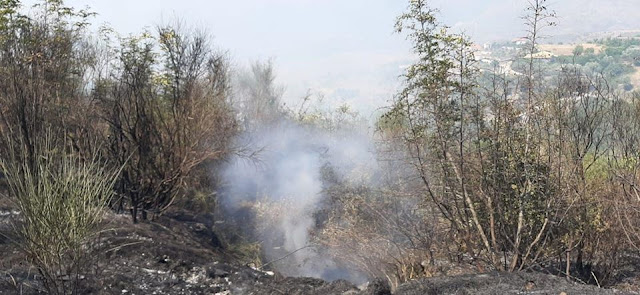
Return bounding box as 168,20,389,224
0,135,119,294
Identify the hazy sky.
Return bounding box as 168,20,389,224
19,0,640,117
55,0,416,117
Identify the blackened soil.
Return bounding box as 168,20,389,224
0,206,637,294
394,271,634,295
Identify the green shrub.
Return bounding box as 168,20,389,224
0,136,119,295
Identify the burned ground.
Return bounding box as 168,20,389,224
0,206,637,294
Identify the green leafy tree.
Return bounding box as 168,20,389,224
383,0,497,266
381,0,562,272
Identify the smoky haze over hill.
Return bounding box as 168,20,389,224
434,0,640,41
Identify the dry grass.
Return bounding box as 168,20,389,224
538,43,603,56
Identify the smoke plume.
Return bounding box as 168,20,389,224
220,116,375,283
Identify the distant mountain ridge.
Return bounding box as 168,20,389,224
435,0,640,42
553,0,640,35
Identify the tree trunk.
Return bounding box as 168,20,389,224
131,205,138,224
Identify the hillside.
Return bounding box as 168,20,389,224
4,1,640,294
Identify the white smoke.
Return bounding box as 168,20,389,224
220,118,375,283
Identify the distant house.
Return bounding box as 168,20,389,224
512,37,528,46
524,51,556,60
471,43,484,51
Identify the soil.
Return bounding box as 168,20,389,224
0,205,637,295
395,271,631,295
